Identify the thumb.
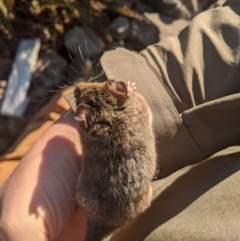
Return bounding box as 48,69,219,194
0,111,86,241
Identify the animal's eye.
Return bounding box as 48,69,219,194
74,88,81,102
113,106,125,111
85,100,92,106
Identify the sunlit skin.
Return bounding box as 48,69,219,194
127,81,137,92
0,112,87,241
0,81,139,241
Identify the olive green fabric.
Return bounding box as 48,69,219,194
107,146,240,241
101,0,240,240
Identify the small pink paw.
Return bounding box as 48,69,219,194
127,81,137,92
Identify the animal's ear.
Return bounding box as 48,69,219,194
74,108,91,129
107,79,128,101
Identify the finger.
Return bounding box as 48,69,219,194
132,82,137,91
127,81,131,90
0,111,85,241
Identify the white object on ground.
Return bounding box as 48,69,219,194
0,39,41,118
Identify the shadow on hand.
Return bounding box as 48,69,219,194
28,134,82,239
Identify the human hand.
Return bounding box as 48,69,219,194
127,81,137,92
0,111,86,241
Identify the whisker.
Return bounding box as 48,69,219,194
27,89,61,94
85,39,89,58
30,97,52,103
34,71,70,87
88,71,105,82
34,74,53,80
68,50,75,64
78,45,84,62
64,109,73,118
62,75,72,85
58,85,69,90
80,65,84,71
46,68,57,74
70,65,78,74
31,111,49,123
57,86,65,90
88,75,93,82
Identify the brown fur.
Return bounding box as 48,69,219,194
74,80,156,241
